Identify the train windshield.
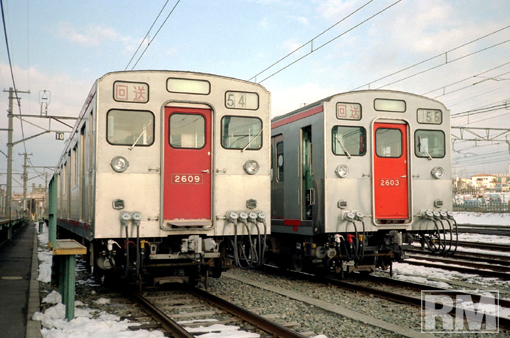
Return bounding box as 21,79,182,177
107,110,154,146
415,130,445,158
332,126,366,156
221,116,262,150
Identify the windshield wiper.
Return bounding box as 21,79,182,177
334,134,351,159
242,129,263,152
418,136,432,161
129,119,152,150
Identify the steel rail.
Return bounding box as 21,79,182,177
131,292,194,338
188,285,307,338
406,248,510,266
403,258,510,279
365,275,510,308
324,276,510,329
457,241,510,252
406,254,510,272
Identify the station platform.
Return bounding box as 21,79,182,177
0,222,41,338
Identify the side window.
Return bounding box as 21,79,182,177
72,146,78,188
375,128,402,158
169,113,205,149
415,130,445,158
221,116,262,150
332,126,366,156
107,110,154,146
276,141,284,182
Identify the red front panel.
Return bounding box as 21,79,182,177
373,123,409,219
164,107,211,220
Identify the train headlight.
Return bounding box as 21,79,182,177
335,164,349,178
431,166,444,179
243,160,259,175
111,156,129,172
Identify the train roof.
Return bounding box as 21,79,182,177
271,89,448,123
97,70,269,92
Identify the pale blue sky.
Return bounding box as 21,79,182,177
1,0,510,191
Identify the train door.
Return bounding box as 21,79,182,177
301,126,313,220
163,107,212,224
271,135,284,219
373,122,409,221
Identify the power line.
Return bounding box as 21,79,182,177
125,0,171,70
130,0,181,70
254,0,402,84
248,0,374,82
421,61,510,97
352,24,510,91
376,38,510,90
1,0,28,156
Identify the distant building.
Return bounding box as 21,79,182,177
11,183,46,220
470,174,498,189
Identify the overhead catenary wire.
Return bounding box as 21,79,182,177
248,0,374,82
129,0,181,70
254,0,402,84
125,0,171,70
1,0,28,156
374,38,510,90
421,61,510,97
351,24,510,91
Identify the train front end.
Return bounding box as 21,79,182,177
57,71,270,285
270,90,454,276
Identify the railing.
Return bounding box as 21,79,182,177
453,202,510,213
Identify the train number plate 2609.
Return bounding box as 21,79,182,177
171,174,203,184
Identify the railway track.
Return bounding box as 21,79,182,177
456,240,510,252
403,253,510,279
456,224,510,236
257,265,510,331
329,275,510,328
130,285,308,337
406,247,510,266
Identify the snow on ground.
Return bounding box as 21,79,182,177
453,212,510,226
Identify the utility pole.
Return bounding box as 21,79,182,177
5,88,14,219
19,152,32,214
2,87,30,219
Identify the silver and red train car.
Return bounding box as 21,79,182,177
50,70,271,284
269,90,455,275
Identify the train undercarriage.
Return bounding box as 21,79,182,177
268,220,458,278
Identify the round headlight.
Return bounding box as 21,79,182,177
111,156,129,172
431,166,444,179
335,164,349,178
243,160,259,175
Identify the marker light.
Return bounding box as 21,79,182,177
111,156,129,172
243,160,259,175
431,166,444,179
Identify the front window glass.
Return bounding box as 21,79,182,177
375,128,402,158
169,113,205,149
332,126,366,156
107,110,154,146
221,116,262,150
415,130,445,158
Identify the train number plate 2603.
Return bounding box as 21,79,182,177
171,174,203,184
379,179,400,187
